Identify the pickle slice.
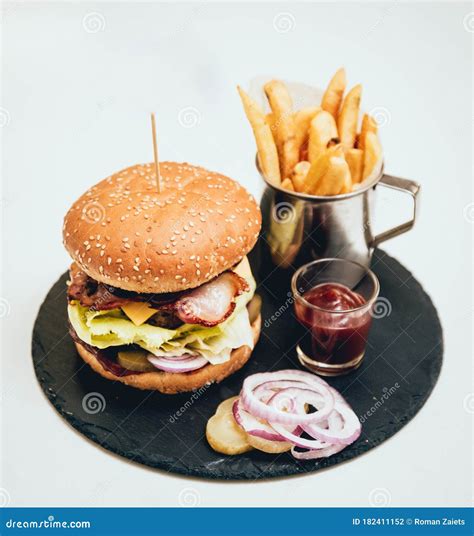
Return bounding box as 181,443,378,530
117,350,156,372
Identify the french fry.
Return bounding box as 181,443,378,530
321,68,346,119
237,86,281,185
358,114,378,150
266,112,276,135
281,178,295,191
294,106,320,159
302,145,343,194
313,156,351,196
345,148,363,184
337,84,362,149
263,80,299,179
362,131,383,180
308,110,338,163
291,161,311,192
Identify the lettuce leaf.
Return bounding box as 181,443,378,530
68,267,256,364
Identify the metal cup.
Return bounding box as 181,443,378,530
257,159,420,290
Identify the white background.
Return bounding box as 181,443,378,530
1,1,472,507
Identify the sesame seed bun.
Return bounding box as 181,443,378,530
74,314,261,394
63,162,262,293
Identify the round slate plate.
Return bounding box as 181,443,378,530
32,249,442,480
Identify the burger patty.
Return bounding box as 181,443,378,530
67,263,250,327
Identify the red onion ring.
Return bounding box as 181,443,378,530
302,402,362,445
241,370,335,425
291,443,346,460
230,369,361,460
147,354,208,373
232,399,289,442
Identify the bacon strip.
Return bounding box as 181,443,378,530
67,263,249,327
175,272,249,327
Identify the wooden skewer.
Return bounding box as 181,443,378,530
150,112,162,193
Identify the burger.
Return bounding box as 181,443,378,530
63,162,262,394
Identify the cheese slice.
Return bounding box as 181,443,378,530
121,301,158,326
233,256,251,280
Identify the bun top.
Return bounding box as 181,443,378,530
63,162,261,292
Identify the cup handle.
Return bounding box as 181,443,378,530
371,174,421,248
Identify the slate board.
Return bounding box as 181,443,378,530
31,249,443,480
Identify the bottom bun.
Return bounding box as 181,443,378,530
74,314,261,394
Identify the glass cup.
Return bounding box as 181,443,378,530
291,258,380,376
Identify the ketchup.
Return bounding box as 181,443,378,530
294,283,372,366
